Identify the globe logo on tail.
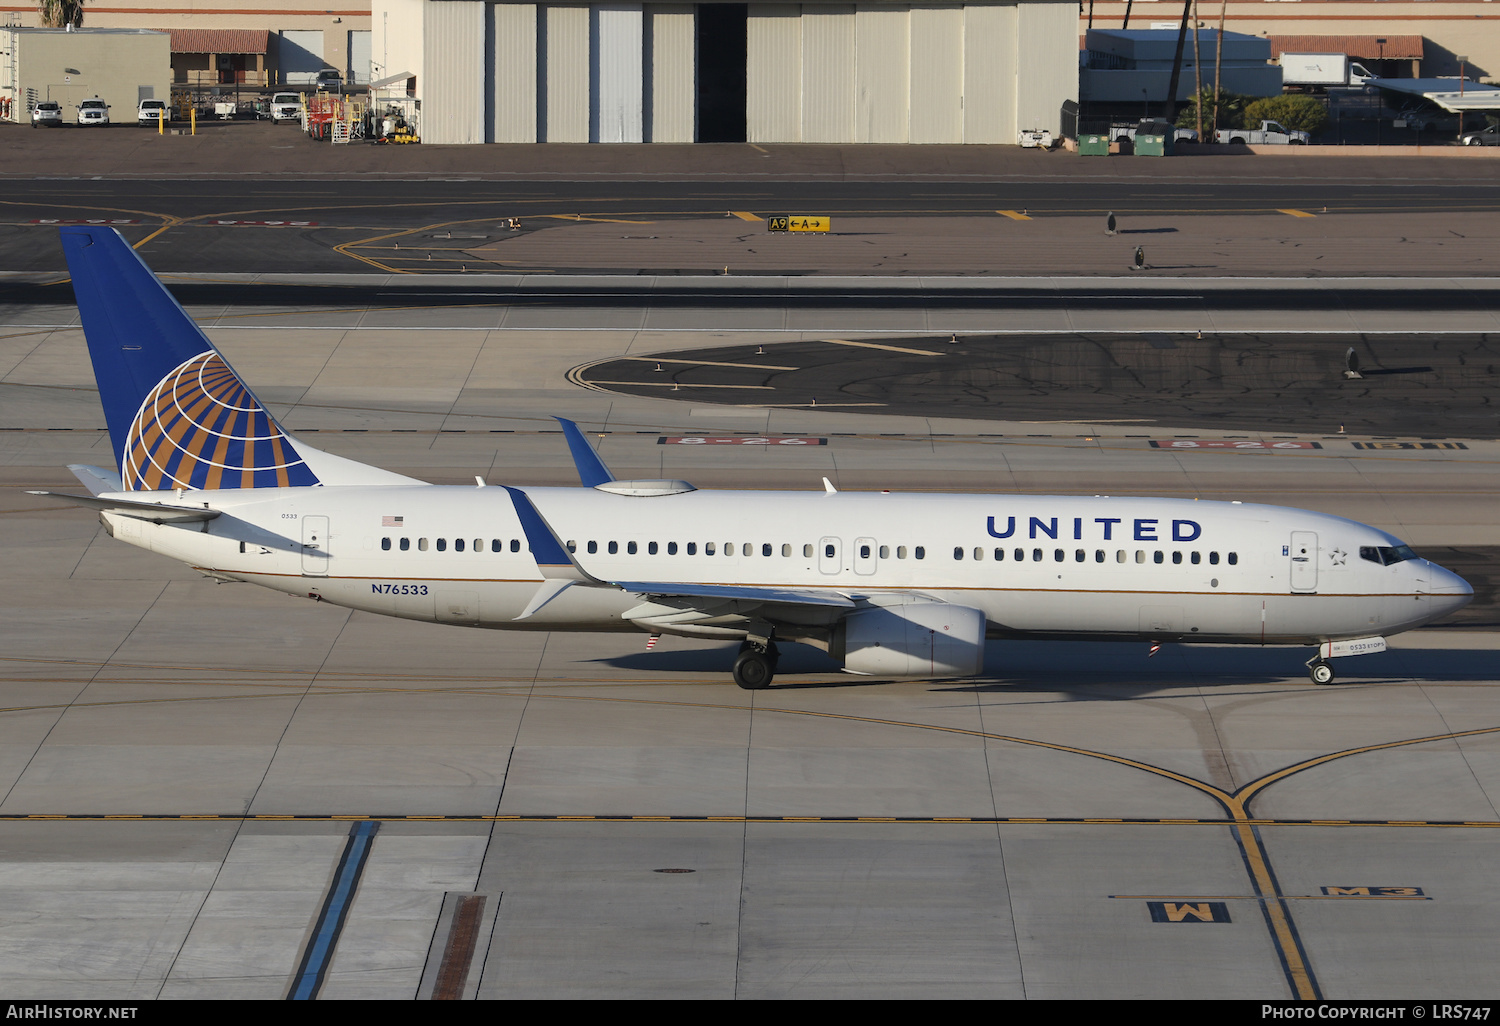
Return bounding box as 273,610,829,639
122,352,319,491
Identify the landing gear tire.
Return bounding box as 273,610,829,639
733,650,775,690
1309,660,1335,685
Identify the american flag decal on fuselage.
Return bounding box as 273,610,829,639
122,352,319,491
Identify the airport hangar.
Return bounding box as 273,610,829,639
371,0,1080,144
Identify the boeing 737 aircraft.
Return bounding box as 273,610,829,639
34,228,1473,689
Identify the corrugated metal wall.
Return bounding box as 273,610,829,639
593,3,643,141
800,4,854,142
962,2,1015,142
543,4,591,141
373,0,426,94
908,5,962,143
854,4,908,142
1015,0,1074,135
647,4,695,142
490,3,537,141
422,1,486,143
747,4,802,142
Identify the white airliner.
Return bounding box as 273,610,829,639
36,227,1472,689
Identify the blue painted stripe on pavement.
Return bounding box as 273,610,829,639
288,820,379,1000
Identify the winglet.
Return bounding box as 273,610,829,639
500,485,599,583
554,417,614,487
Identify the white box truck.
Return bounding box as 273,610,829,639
1280,53,1376,88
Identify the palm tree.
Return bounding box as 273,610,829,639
38,0,84,28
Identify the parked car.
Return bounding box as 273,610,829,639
314,68,342,91
30,101,63,128
137,99,168,127
76,97,109,127
1460,124,1500,146
269,92,302,123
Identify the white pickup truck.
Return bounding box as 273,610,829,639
1216,120,1311,145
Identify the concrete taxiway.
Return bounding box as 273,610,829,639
1,286,1497,999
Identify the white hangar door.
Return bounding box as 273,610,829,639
279,30,325,86
593,4,644,142
347,30,371,85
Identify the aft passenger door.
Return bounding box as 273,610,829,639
301,515,330,576
1289,531,1317,593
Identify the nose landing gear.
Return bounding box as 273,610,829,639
1307,656,1336,685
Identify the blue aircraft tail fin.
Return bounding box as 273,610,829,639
60,227,320,492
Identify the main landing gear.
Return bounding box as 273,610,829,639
733,639,780,690
1307,657,1336,685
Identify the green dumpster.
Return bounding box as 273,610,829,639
1133,120,1176,156
1078,133,1109,156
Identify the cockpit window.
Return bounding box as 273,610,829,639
1360,545,1417,566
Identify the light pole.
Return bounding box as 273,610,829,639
1458,54,1468,139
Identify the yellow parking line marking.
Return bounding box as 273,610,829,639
997,209,1032,221
730,211,762,221
823,338,947,357
1278,209,1317,218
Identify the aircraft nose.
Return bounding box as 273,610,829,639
1427,562,1474,617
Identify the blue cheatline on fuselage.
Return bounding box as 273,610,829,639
59,226,319,491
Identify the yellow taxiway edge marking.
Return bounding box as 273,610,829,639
585,381,775,390
1278,209,1317,218
997,209,1033,221
619,356,798,372
822,338,947,357
1111,894,1432,901
543,214,656,225
731,211,763,221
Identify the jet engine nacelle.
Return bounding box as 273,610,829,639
830,602,986,677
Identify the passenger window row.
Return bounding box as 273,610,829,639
955,546,1239,565
381,537,526,553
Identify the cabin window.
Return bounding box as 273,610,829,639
1032,548,1043,562
994,548,1005,561
400,538,410,551
511,539,521,553
726,544,735,558
1228,552,1239,565
1116,550,1126,563
706,542,716,555
1095,549,1105,563
474,539,482,552
761,543,771,557
1153,551,1164,564
1135,550,1145,563
1172,551,1182,564
954,547,964,561
879,545,889,559
1209,551,1219,564
1015,548,1024,561
564,540,575,553
863,545,874,559
1054,549,1065,562
974,547,984,561
804,543,814,558
436,538,447,552
784,544,794,557
1191,551,1201,564
687,542,697,555
381,537,391,551
492,539,502,552
418,538,429,551
455,538,465,552
825,544,836,559
668,542,678,555
648,542,658,555
628,541,638,555
915,546,926,560
897,546,908,559
587,541,598,554
1075,549,1086,562
607,541,618,554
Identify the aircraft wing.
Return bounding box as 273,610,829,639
26,490,221,524
613,581,856,609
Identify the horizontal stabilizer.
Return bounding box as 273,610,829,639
27,490,221,524
67,465,124,496
613,581,857,609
